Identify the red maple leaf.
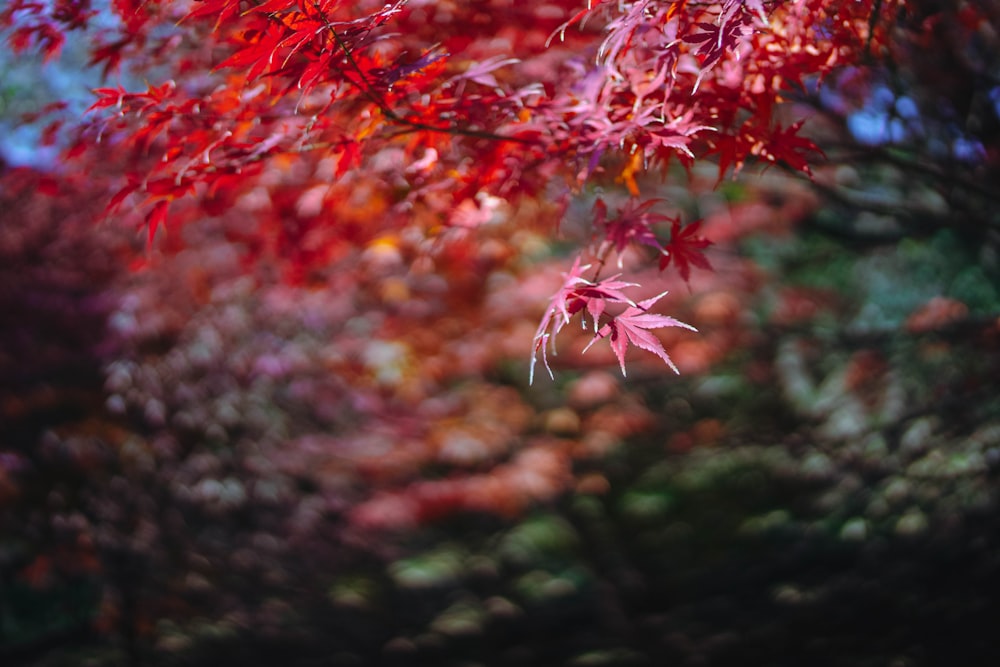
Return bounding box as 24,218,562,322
760,120,824,176
584,292,696,376
144,199,170,251
659,218,712,284
594,198,670,262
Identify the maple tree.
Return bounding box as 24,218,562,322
5,2,1000,666
2,0,905,379
6,1,1000,663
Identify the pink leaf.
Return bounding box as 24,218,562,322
584,292,696,376
530,257,639,383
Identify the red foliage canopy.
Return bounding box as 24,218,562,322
3,0,900,377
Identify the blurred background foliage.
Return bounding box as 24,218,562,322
3,2,1000,666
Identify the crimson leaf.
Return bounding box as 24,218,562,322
659,218,712,284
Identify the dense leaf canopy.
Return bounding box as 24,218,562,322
3,0,906,376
